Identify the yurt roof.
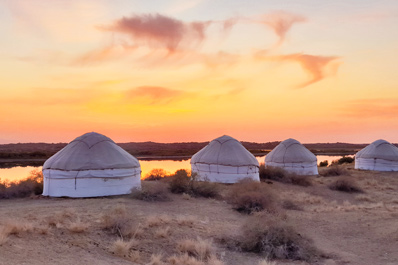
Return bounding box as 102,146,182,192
43,132,140,171
265,138,316,163
191,135,259,167
356,139,398,161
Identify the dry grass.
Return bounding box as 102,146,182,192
148,254,165,265
176,237,214,261
67,219,90,233
109,238,138,257
154,226,171,238
258,260,277,265
320,166,349,177
329,178,363,193
0,226,9,246
176,215,196,227
226,179,277,214
145,214,172,228
259,165,312,186
101,204,135,238
168,253,203,265
237,214,321,261
131,181,171,202
282,200,303,211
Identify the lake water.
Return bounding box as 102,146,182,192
0,155,353,183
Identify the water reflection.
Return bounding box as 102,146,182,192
0,155,353,183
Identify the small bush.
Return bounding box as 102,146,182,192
331,156,355,166
319,160,328,167
239,214,320,261
226,179,277,214
259,165,311,187
328,178,363,193
102,204,135,237
176,237,214,261
169,169,191,194
259,165,289,182
168,170,220,198
144,168,169,181
320,166,348,177
131,181,170,202
0,170,43,199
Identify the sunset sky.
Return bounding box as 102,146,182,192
0,0,397,144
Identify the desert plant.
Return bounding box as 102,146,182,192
328,178,363,193
169,169,191,194
239,214,320,261
131,181,170,202
176,237,214,261
168,170,220,198
320,165,348,177
109,238,138,257
319,160,328,167
331,156,355,166
144,168,169,181
102,204,135,238
226,179,277,214
282,200,303,211
259,165,311,186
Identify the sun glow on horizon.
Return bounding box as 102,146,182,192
1,0,397,144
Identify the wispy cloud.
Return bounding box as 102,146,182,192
254,11,306,45
272,53,341,88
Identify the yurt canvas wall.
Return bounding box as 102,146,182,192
264,138,318,175
190,135,260,183
42,132,141,197
355,139,398,171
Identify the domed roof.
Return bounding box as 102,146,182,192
191,135,259,167
356,139,398,161
43,132,140,170
265,138,316,163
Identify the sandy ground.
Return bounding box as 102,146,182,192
1,165,398,265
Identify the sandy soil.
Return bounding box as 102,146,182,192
1,165,398,265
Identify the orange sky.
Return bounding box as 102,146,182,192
0,1,397,144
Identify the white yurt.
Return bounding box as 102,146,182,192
190,135,260,183
42,132,141,197
355,139,398,171
264,138,318,175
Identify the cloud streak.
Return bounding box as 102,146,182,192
342,98,398,118
124,86,186,105
273,53,341,88
256,11,306,45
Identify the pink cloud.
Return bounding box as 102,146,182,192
101,13,213,53
274,53,341,88
257,11,307,45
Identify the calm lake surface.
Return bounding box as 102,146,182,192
0,155,353,183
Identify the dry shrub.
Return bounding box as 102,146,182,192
226,179,277,214
239,214,320,261
148,254,165,265
290,175,312,187
176,237,214,261
355,194,374,202
2,220,33,236
168,170,220,198
282,200,303,211
169,169,191,194
131,181,171,202
329,178,363,193
154,226,171,238
145,214,172,228
259,165,289,182
182,193,192,200
102,204,134,237
67,219,90,233
331,156,355,165
259,165,312,186
0,170,43,199
176,215,196,227
109,238,138,257
144,168,169,181
320,166,348,177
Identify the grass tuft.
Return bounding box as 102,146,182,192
131,181,171,202
328,178,363,193
259,165,312,186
